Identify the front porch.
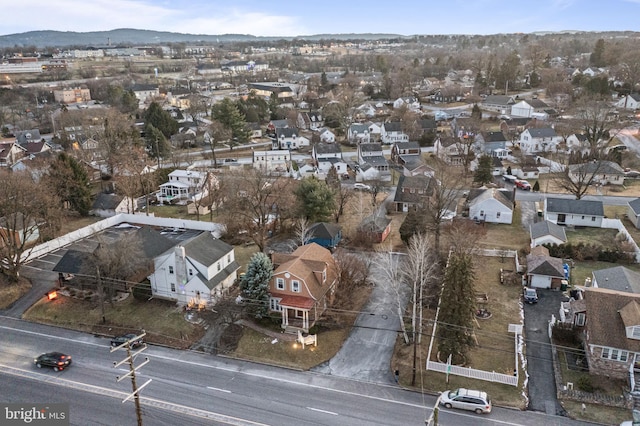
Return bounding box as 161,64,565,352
279,295,316,334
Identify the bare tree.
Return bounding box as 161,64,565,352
294,217,312,246
375,248,410,344
0,170,63,282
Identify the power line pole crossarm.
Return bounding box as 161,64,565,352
112,331,150,426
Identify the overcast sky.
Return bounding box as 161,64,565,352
3,0,640,37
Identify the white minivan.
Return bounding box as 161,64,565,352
440,388,492,414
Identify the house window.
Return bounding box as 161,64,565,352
295,309,304,318
632,326,640,339
217,263,221,271
292,280,300,292
276,278,285,290
581,216,585,220
170,283,175,292
496,212,501,218
576,313,586,327
189,269,193,276
602,348,609,358
592,217,596,221
168,266,174,274
621,351,629,362
270,297,282,312
480,210,485,216
227,254,231,262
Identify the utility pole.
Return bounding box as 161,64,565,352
112,331,150,426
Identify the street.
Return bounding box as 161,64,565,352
0,316,591,426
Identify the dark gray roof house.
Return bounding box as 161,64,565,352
530,220,567,246
545,198,604,216
592,266,640,294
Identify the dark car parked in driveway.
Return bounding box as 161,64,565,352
523,287,539,304
110,333,144,348
34,352,72,371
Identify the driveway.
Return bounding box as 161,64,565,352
523,289,568,415
312,253,409,384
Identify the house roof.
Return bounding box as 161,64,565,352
593,266,640,294
314,142,342,155
483,95,515,106
568,161,624,175
359,214,391,234
276,127,298,138
526,128,557,138
629,198,640,215
467,188,513,209
546,197,604,216
383,121,402,132
360,143,383,153
92,193,125,211
393,174,435,204
394,141,420,150
309,222,341,240
530,220,567,242
182,232,233,268
584,288,640,352
271,243,337,301
482,131,507,143
526,254,565,277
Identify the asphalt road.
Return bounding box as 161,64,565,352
0,317,591,426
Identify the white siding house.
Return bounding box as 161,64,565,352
467,188,513,224
544,197,604,227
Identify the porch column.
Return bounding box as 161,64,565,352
282,308,288,327
303,310,309,330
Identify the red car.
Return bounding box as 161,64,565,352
515,180,531,190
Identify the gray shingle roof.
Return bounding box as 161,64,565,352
530,220,567,242
526,255,565,277
629,198,640,215
527,128,557,138
593,266,640,294
546,198,604,216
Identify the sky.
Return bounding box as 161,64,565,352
3,0,640,37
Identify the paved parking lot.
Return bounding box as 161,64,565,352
523,288,568,415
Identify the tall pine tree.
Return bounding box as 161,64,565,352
240,252,273,319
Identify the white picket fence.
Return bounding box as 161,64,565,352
426,360,518,386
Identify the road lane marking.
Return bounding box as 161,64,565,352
207,386,231,393
307,407,338,416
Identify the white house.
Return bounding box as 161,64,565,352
627,198,640,229
252,150,291,173
544,197,604,227
615,93,640,110
347,123,370,144
381,122,409,145
272,127,310,150
518,128,563,153
318,127,336,143
467,188,513,224
568,160,625,186
148,232,240,307
530,220,568,248
90,193,134,217
511,99,550,118
566,133,589,154
158,169,212,204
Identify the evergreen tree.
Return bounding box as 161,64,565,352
294,177,336,222
532,180,540,192
143,101,179,138
144,124,171,159
471,104,482,120
212,97,251,144
590,39,606,67
473,155,493,185
48,152,93,216
240,252,273,319
436,252,476,364
399,207,428,245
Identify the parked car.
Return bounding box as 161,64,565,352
523,287,539,304
353,183,371,191
440,388,492,414
111,333,144,348
34,352,72,371
515,179,531,190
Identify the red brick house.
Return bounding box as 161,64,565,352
268,243,338,333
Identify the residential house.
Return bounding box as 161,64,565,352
515,165,540,180
347,123,370,145
526,247,566,289
390,141,421,165
393,96,421,111
367,121,382,142
467,188,514,224
318,127,336,143
530,220,568,248
403,162,435,177
247,122,262,139
307,222,342,250
510,99,550,118
129,83,160,108
544,197,604,227
565,133,589,154
431,87,460,104
418,119,438,138
358,214,392,243
90,193,133,217
568,161,625,186
266,119,291,137
481,95,516,114
592,266,640,293
297,111,323,130
0,212,40,246
272,127,310,150
627,198,640,229
518,127,563,154
268,243,338,333
252,150,291,174
149,232,240,307
434,136,467,167
475,131,508,157
393,174,435,212
15,129,42,146
616,93,640,110
357,143,390,181
0,141,25,167
381,121,409,145
158,169,211,204
312,143,348,177
577,287,640,380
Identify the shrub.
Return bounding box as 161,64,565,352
577,376,595,393
132,282,152,301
